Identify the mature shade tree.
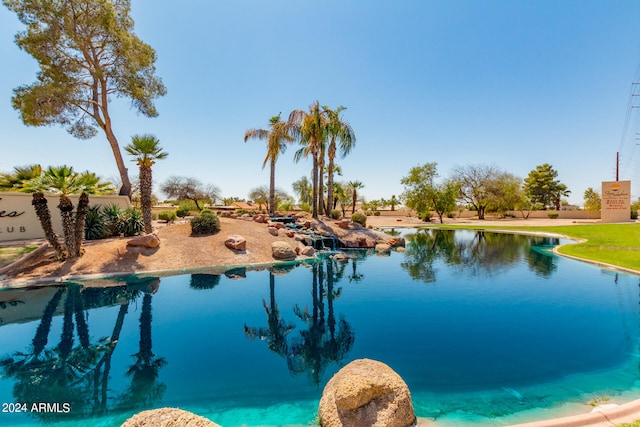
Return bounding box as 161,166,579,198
4,0,166,197
244,114,294,216
289,101,328,218
401,163,458,223
160,176,220,211
347,181,364,214
249,186,289,212
487,172,524,215
523,163,570,210
323,106,356,216
452,164,503,220
125,134,168,234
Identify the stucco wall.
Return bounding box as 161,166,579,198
0,192,131,242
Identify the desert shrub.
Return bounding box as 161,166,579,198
330,209,342,220
178,200,199,212
176,207,190,218
158,211,177,222
84,205,109,240
191,210,220,235
419,210,432,222
236,208,249,215
300,203,311,213
118,208,145,236
374,211,380,216
631,208,638,220
101,204,124,236
351,212,367,226
547,212,559,219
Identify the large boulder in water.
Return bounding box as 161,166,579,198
121,407,220,427
318,358,416,427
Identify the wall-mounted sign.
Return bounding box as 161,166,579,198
601,181,631,223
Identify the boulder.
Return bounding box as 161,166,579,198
253,215,266,223
271,241,297,260
267,227,279,236
121,407,221,427
318,359,416,427
375,243,391,253
300,246,316,257
293,233,306,242
127,234,160,248
285,229,296,238
224,235,246,251
336,219,350,229
385,236,406,247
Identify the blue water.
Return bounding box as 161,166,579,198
0,229,639,426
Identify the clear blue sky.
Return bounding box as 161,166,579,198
2,0,640,206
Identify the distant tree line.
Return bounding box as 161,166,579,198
401,162,572,223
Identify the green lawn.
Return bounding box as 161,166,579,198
0,245,39,269
421,223,640,273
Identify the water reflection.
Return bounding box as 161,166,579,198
245,259,355,385
0,276,164,421
401,229,560,283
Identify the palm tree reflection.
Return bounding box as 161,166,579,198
245,259,354,385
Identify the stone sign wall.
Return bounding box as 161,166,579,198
0,192,131,242
601,181,631,223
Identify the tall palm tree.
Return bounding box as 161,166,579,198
289,101,328,219
125,134,168,234
323,106,356,216
245,114,294,216
347,180,364,214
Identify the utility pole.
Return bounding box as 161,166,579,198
616,152,619,181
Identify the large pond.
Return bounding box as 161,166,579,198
0,229,639,427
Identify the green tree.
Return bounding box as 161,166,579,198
523,163,570,210
0,165,43,191
244,114,294,216
292,176,313,207
160,176,220,211
401,163,458,223
347,181,364,214
3,0,166,198
20,166,113,259
125,134,167,234
487,172,523,215
452,164,504,220
289,101,328,218
583,187,601,217
323,105,356,216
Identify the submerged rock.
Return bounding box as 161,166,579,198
318,358,416,427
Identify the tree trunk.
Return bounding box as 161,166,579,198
58,195,76,257
318,146,326,217
140,165,153,234
478,206,485,220
326,141,336,217
104,125,131,198
32,193,67,259
352,190,357,214
269,159,276,216
74,193,89,257
312,153,319,219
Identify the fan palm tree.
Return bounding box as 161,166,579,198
25,166,113,259
244,114,294,216
323,106,356,216
0,164,43,191
347,180,364,214
289,101,328,218
125,134,168,234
